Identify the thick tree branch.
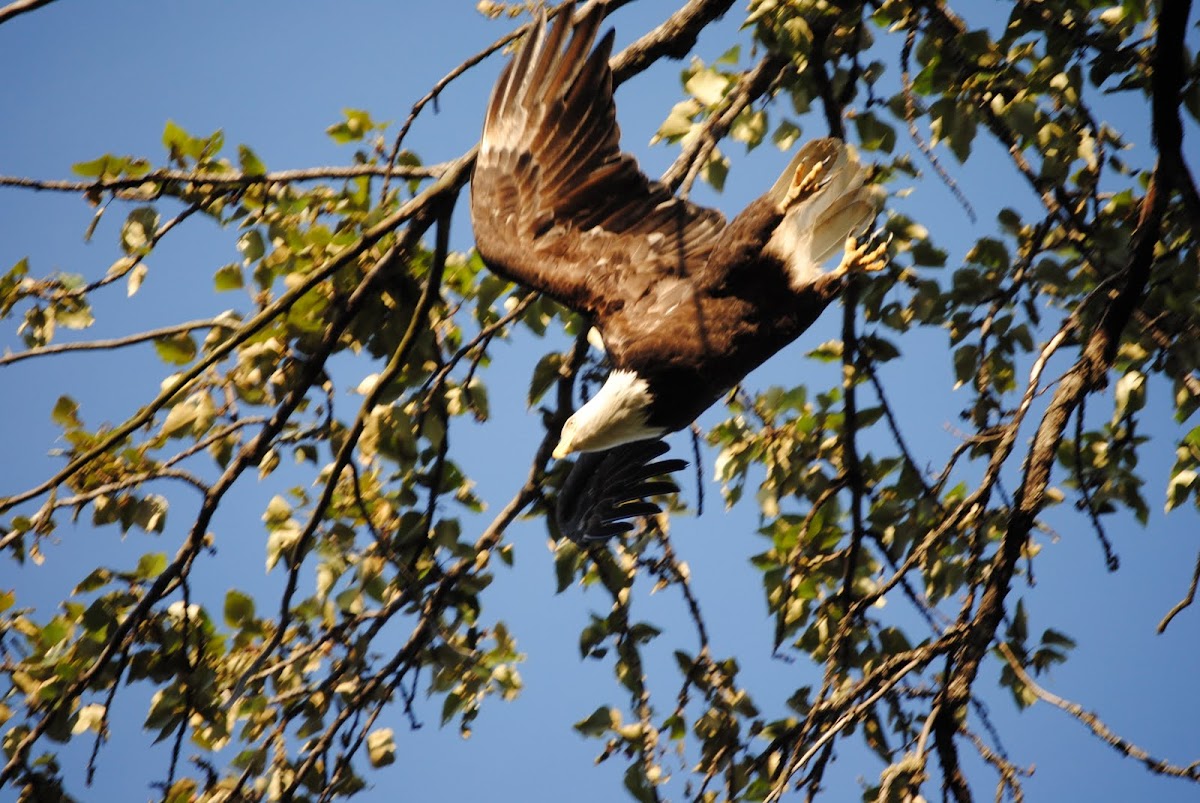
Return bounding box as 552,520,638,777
610,0,735,83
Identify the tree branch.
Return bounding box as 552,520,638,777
0,317,223,367
1157,550,1200,634
0,0,55,26
0,163,441,196
998,643,1200,782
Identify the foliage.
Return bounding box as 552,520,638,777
1,1,1198,801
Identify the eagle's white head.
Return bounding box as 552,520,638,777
552,370,665,458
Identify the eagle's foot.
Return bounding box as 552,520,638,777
781,159,828,210
834,231,890,278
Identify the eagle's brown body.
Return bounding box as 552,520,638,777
592,198,848,432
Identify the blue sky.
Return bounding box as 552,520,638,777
1,2,1198,801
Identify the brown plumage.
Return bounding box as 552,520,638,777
470,4,885,540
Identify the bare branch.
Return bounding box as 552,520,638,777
899,20,976,222
765,649,945,803
998,643,1200,782
1157,550,1200,634
610,0,735,83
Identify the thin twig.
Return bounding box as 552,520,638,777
998,643,1200,782
899,18,976,223
0,318,224,367
1157,550,1200,634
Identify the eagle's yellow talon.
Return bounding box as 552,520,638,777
835,232,891,277
781,160,828,210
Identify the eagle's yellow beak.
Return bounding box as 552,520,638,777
552,440,572,460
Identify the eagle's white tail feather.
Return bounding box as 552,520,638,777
765,140,876,288
810,197,876,265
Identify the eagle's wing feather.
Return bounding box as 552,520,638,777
471,5,725,315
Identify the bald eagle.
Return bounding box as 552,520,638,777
470,4,885,541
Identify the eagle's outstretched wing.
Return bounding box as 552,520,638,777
470,3,726,316
556,438,687,543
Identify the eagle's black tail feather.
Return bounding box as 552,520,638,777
556,439,687,543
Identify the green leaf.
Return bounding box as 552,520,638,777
854,111,896,153
953,344,979,389
135,552,168,579
238,229,265,264
133,496,168,533
553,541,580,593
153,332,197,365
930,100,976,162
684,67,730,106
237,144,266,176
71,703,107,736
327,108,382,144
164,779,197,803
162,119,196,162
51,395,81,429
807,340,843,362
1113,370,1145,421
1166,469,1197,512
731,109,767,149
772,119,802,151
527,352,562,408
73,568,112,595
623,764,658,803
653,99,701,143
702,150,729,192
214,263,243,292
574,706,616,737
72,154,127,178
159,402,196,439
911,240,947,267
1040,628,1076,650
224,590,256,628
126,262,148,297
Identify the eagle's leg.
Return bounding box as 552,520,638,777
832,231,890,278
